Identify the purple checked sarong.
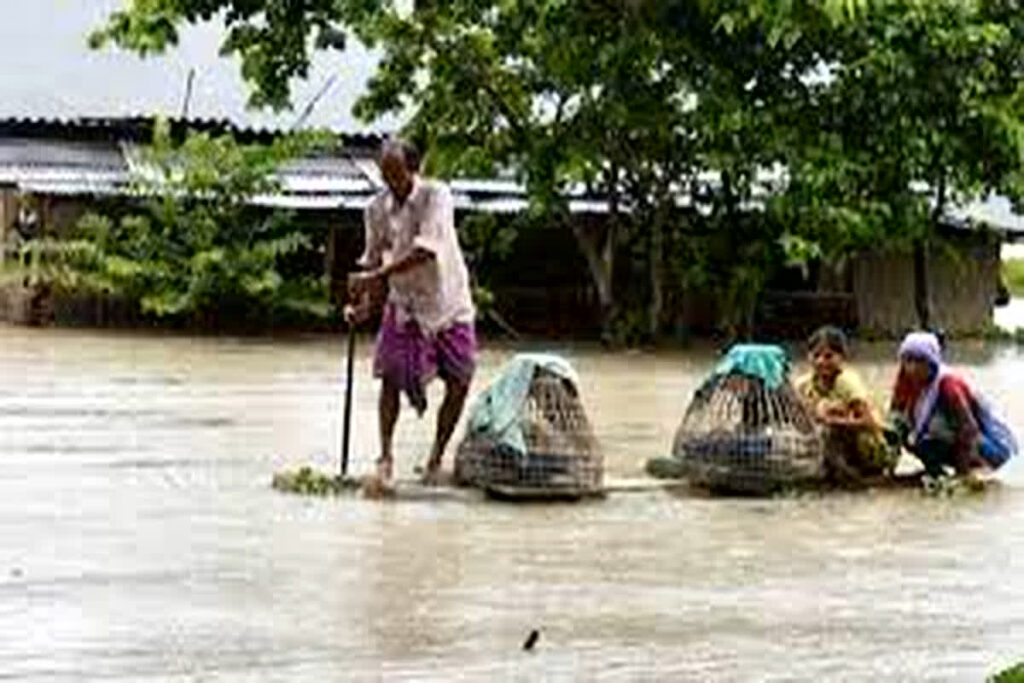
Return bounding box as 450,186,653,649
373,303,477,415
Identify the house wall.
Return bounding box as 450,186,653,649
852,235,1001,336
0,188,34,323
0,185,15,258
323,209,367,311
44,196,90,235
0,194,91,325
755,291,858,340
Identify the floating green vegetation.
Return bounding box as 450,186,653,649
271,466,361,496
920,474,992,498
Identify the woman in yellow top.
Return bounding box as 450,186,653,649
795,326,897,484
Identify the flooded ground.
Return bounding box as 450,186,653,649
2,323,1024,681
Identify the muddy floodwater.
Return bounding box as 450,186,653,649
2,322,1024,681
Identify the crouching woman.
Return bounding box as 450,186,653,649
889,332,1017,480
796,326,897,485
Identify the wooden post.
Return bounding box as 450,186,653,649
648,215,664,341
340,323,356,477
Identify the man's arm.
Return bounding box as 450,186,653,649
347,247,435,299
370,247,435,279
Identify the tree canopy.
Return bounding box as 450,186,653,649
90,0,1024,338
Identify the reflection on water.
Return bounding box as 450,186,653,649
1,324,1023,680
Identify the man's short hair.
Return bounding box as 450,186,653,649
382,138,421,173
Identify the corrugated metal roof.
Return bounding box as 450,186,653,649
0,138,126,169
0,128,1019,231
0,130,541,215
279,156,369,178
452,196,526,214
0,135,537,214
942,196,1024,241
277,176,375,194
277,156,377,194
0,115,384,149
251,194,348,210
0,137,128,195
0,168,125,187
450,178,524,195
14,182,116,197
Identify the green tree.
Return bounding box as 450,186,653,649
93,1,825,340
92,0,1024,338
9,119,332,327
352,0,856,340
767,0,1024,327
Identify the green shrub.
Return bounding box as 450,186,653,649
8,118,333,328
991,662,1024,683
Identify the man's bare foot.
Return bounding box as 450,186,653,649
362,474,395,499
421,457,444,486
376,456,394,482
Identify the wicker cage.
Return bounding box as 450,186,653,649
455,367,603,498
672,372,824,495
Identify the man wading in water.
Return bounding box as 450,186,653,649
345,139,477,487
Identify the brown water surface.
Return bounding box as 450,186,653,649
1,325,1023,680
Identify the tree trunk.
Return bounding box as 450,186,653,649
572,219,616,337
571,163,622,342
719,170,750,339
648,215,664,341
916,171,946,331
913,237,931,330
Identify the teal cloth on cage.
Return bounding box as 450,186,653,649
465,353,579,457
710,344,789,391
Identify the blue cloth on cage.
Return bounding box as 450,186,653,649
709,344,790,391
465,353,580,458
